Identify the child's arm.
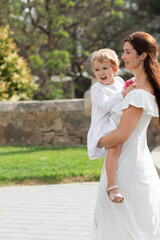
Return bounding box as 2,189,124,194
91,83,133,113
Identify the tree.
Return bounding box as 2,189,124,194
0,0,160,99
0,0,126,98
0,25,38,101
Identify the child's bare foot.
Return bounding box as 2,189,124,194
106,185,124,203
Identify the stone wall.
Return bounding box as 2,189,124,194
0,99,159,150
0,100,90,146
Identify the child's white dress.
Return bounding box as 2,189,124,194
87,76,124,159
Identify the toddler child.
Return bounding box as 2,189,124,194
87,48,134,202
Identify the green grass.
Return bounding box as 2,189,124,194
0,145,104,186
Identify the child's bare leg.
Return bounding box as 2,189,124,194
105,145,123,202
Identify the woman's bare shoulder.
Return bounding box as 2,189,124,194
134,85,154,96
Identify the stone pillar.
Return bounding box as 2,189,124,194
151,146,160,177
84,75,97,116
147,117,160,151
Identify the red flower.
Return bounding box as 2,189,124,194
123,79,134,90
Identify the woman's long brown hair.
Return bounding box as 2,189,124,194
124,32,160,128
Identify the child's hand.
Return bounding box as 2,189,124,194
123,79,134,90
122,79,137,98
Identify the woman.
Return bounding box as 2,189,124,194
91,32,160,240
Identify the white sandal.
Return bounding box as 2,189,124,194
106,185,124,203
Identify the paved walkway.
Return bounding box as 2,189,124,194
0,182,99,240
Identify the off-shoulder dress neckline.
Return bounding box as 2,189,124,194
130,88,155,98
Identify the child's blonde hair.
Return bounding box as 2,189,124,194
91,48,119,72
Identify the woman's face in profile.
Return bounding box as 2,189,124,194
121,41,142,71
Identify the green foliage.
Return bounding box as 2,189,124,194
0,25,38,101
45,50,70,72
0,0,126,99
50,82,65,100
29,54,44,73
111,10,123,19
114,0,124,6
1,0,160,99
66,1,75,7
54,30,69,38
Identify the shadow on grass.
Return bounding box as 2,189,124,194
0,145,86,156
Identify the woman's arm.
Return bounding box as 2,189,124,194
98,105,143,148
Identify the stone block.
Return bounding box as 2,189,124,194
0,123,42,145
148,117,160,151
43,132,55,144
53,134,69,146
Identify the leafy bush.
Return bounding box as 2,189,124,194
0,25,38,101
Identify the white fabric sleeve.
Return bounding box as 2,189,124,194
91,84,123,113
114,76,125,85
112,89,159,117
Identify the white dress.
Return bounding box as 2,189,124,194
91,89,160,240
87,76,124,160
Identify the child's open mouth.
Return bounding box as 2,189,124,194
101,77,107,80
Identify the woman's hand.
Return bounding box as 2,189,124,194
122,83,137,98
